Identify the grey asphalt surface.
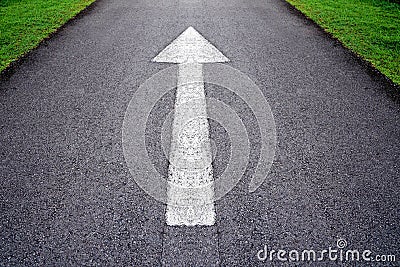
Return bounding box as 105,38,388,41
1,0,399,266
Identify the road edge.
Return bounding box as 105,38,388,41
282,0,400,101
0,0,102,82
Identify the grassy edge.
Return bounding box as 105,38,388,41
0,0,98,79
285,0,400,89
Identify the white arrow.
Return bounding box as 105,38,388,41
153,27,230,226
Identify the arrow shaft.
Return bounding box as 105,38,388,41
166,63,215,226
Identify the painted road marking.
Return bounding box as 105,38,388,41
153,27,230,226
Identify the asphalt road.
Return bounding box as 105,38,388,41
0,0,399,266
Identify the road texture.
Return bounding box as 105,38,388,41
0,0,399,266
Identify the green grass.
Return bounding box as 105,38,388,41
0,0,96,72
286,0,400,85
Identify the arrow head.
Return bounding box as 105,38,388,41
153,27,230,64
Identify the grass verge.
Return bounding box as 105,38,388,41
0,0,96,73
286,0,400,86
